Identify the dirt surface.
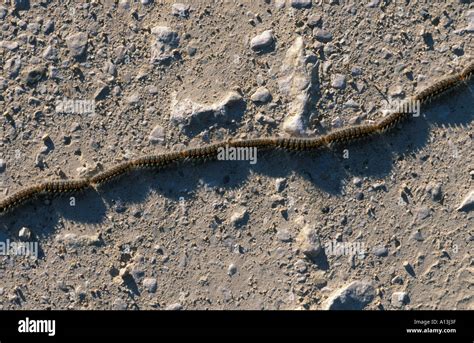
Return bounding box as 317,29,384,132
0,0,472,310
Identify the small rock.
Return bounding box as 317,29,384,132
227,263,237,276
294,259,307,273
142,278,157,293
230,208,249,227
296,225,322,260
307,14,321,27
94,82,110,101
275,178,287,192
388,84,404,97
66,32,88,58
250,87,272,103
22,66,46,86
276,228,292,242
322,281,375,310
415,206,431,221
391,291,409,308
457,190,474,212
171,3,190,18
5,57,21,79
43,20,54,34
313,29,333,42
149,125,165,144
42,45,57,60
0,159,5,173
331,74,346,89
373,246,388,257
410,229,424,241
290,0,312,9
426,182,442,201
18,227,32,240
165,303,183,310
55,233,102,248
0,41,19,51
150,26,179,64
367,0,380,8
351,66,363,76
250,30,274,51
352,177,362,187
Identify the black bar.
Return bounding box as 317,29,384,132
0,310,472,339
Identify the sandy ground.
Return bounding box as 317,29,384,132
0,0,473,310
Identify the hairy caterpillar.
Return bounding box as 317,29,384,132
0,60,472,215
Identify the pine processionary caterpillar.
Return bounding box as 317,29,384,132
1,60,473,215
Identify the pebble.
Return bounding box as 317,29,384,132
290,0,312,9
456,190,474,212
165,303,183,310
172,3,190,18
43,20,54,34
227,263,237,276
0,41,19,51
150,26,180,64
410,229,424,241
307,14,321,27
170,91,242,130
250,30,274,51
276,228,292,242
415,206,431,221
250,87,272,103
230,208,249,227
426,182,442,201
322,281,375,310
42,45,57,60
388,84,404,97
66,32,88,58
0,159,5,173
351,66,363,76
149,125,165,144
275,178,287,192
5,56,21,79
55,233,102,248
18,227,32,240
294,259,307,273
0,7,6,20
279,37,315,135
296,225,322,260
331,74,346,89
391,275,403,285
142,278,158,293
352,177,362,187
22,66,46,86
313,29,333,42
373,246,388,257
391,291,409,308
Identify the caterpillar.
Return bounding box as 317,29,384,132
0,60,472,215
